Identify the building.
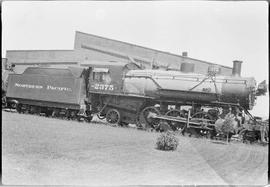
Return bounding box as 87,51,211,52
5,50,79,73
2,58,8,72
5,31,233,75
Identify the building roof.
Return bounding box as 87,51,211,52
80,60,129,67
75,31,231,69
4,31,233,76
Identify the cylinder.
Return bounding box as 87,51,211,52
232,60,242,76
180,62,194,73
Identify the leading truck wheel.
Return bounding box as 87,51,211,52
106,109,121,125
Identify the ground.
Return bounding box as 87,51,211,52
2,111,268,185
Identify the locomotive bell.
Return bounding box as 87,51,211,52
232,60,242,77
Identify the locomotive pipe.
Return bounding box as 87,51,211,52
232,60,242,77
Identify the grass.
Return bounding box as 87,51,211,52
2,111,268,185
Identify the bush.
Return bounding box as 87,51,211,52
221,115,235,143
221,115,235,133
156,131,179,151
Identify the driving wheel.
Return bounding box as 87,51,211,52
137,106,160,130
165,109,186,131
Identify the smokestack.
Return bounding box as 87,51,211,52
182,52,188,57
232,60,242,76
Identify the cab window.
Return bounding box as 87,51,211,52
92,68,111,83
93,72,106,81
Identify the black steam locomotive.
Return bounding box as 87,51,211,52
2,60,268,140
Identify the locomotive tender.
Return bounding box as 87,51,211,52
4,60,266,135
6,67,89,120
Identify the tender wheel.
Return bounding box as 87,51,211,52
10,101,18,109
119,121,129,127
29,106,38,114
2,96,7,108
17,104,23,113
166,109,186,131
69,110,77,120
106,108,121,125
137,106,160,130
52,108,60,118
24,105,30,114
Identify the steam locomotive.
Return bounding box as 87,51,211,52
3,60,267,139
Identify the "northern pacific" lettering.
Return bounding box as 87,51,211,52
46,85,72,92
15,83,43,89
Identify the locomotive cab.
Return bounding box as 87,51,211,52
81,60,141,95
88,67,121,93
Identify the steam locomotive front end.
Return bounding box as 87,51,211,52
219,76,257,110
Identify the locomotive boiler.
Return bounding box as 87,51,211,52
123,68,257,110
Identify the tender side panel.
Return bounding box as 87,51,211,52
14,99,81,110
6,74,84,108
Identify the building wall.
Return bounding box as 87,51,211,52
2,58,7,71
5,50,81,74
74,31,233,75
5,31,233,76
6,50,78,64
11,63,80,74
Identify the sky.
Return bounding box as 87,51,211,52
1,1,268,117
